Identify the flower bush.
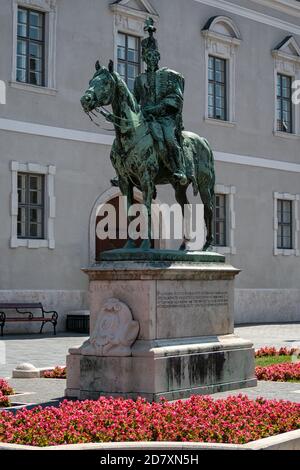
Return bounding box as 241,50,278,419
255,347,298,358
43,366,66,379
0,395,299,446
256,362,300,382
0,379,14,396
0,392,11,408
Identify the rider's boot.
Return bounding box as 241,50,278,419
172,146,188,186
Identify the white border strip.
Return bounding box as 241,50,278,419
0,118,114,146
1,118,300,173
193,0,300,35
0,429,300,450
215,151,300,173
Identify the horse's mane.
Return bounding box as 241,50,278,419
111,72,139,114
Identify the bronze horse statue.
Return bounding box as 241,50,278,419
81,61,215,251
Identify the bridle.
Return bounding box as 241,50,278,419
84,72,144,131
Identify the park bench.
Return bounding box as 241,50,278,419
0,303,58,336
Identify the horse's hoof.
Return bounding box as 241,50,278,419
202,243,213,252
179,242,187,251
124,240,137,250
140,240,151,251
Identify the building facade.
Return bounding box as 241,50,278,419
0,0,300,332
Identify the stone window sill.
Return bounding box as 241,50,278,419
273,131,300,140
9,81,57,96
274,249,299,256
10,238,55,249
204,118,236,128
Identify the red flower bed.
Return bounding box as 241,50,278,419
256,362,300,382
0,379,14,396
0,392,10,408
0,395,299,447
43,366,66,379
255,347,298,358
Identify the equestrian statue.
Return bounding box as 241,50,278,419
81,18,215,252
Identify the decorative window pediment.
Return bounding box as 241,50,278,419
272,36,300,138
202,16,241,46
110,0,158,22
202,16,241,125
110,0,158,79
272,36,300,64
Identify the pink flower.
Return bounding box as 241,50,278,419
0,395,299,446
43,367,66,379
0,379,14,396
0,391,11,408
256,363,300,381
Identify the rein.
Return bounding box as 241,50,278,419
86,106,144,131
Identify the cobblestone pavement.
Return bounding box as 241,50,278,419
7,378,66,409
4,379,300,408
1,325,300,408
0,333,88,378
213,381,300,403
235,323,300,350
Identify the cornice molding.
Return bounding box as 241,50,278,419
193,0,300,35
250,0,300,19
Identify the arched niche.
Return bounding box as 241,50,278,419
89,187,166,263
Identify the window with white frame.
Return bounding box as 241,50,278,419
208,56,227,121
276,74,293,133
17,173,45,239
110,0,158,85
11,0,57,93
117,32,141,91
277,199,293,249
202,16,241,126
273,192,300,256
214,193,227,246
272,36,300,137
17,7,45,86
213,185,236,255
11,162,56,249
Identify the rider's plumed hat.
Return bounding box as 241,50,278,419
141,17,158,55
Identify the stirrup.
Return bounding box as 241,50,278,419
174,172,188,186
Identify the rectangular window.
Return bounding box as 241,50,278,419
277,199,293,249
277,74,293,133
117,33,141,91
208,56,227,120
17,173,45,239
214,194,227,247
17,7,45,86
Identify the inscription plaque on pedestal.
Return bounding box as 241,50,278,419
157,291,229,308
156,281,233,339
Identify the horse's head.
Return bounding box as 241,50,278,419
81,60,115,113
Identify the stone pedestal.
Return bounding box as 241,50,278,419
65,252,256,401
